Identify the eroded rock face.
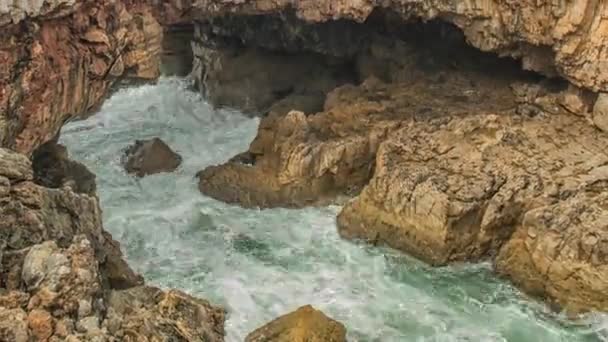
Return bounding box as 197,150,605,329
0,0,162,155
337,112,608,314
197,31,526,208
32,142,97,195
185,0,608,93
245,305,346,342
0,147,226,340
191,31,354,114
0,147,141,291
122,138,183,177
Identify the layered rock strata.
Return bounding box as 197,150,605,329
0,0,162,155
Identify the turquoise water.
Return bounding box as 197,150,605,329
61,77,606,341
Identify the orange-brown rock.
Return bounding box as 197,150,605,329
27,309,54,341
0,0,162,155
245,305,346,342
496,184,608,315
198,34,525,208
337,112,608,313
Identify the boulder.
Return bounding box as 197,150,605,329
122,138,182,177
245,305,346,342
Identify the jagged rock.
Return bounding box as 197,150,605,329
245,305,346,342
0,148,142,290
191,41,352,114
122,138,182,177
106,286,225,341
496,184,608,315
198,38,522,208
184,0,608,93
0,0,162,154
1,235,226,341
593,93,608,133
32,142,96,195
337,112,608,314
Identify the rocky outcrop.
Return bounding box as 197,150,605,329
336,107,608,315
0,0,162,155
245,305,347,342
122,138,182,177
0,147,226,340
197,30,527,208
185,0,608,94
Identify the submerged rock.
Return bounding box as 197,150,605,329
245,305,346,342
122,138,182,177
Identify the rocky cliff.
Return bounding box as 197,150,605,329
1,0,162,155
2,0,608,333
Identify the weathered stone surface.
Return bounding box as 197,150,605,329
337,112,608,313
198,34,524,208
32,142,96,195
184,0,608,93
496,184,608,315
191,37,353,114
245,305,346,342
106,286,226,341
122,138,182,177
0,0,162,155
593,93,608,132
0,148,142,290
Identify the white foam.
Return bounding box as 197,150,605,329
61,77,602,342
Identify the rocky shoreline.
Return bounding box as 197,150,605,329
2,0,608,340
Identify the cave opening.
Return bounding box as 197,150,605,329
183,8,551,119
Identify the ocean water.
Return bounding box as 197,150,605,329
61,77,606,341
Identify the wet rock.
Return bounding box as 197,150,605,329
122,138,182,177
496,184,608,315
32,142,97,195
245,305,346,342
593,93,608,132
337,112,608,313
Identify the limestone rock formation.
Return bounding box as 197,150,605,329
0,147,226,340
122,138,182,177
337,112,608,314
185,0,608,93
197,32,525,208
0,0,162,155
245,305,347,342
